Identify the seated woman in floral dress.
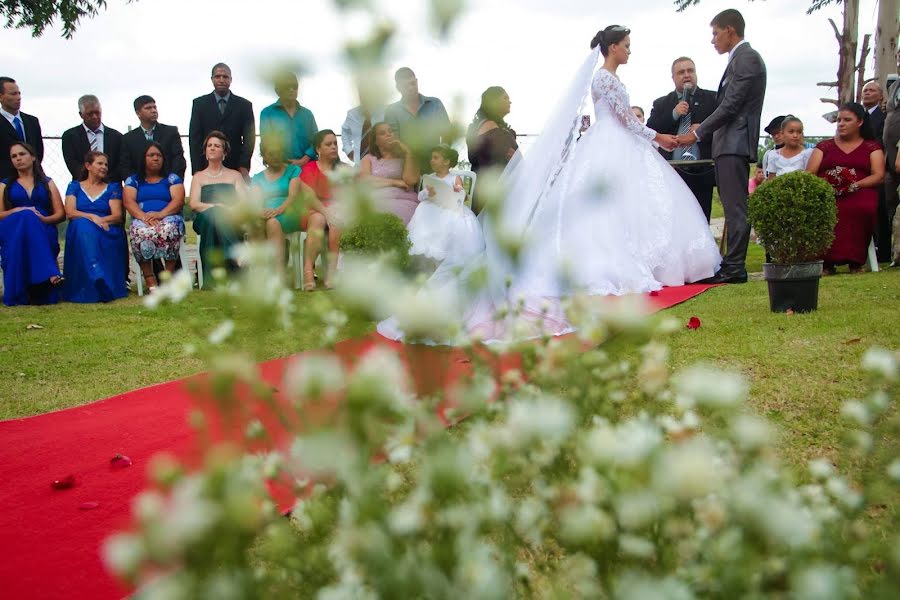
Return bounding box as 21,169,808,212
122,142,186,291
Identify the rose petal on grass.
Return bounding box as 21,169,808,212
26,324,44,330
51,475,76,490
686,316,702,330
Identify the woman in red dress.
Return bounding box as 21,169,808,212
299,129,342,290
807,102,885,274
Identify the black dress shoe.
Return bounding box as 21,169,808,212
697,270,748,284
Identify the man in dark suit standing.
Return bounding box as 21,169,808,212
61,95,124,182
677,9,766,284
0,76,43,179
120,95,186,180
647,56,718,222
862,81,886,141
189,63,255,176
863,80,890,261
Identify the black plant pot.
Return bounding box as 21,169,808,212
762,261,823,313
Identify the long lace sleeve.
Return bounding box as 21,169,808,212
592,70,658,146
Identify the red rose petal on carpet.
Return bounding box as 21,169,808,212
109,455,132,470
78,502,100,511
51,475,76,490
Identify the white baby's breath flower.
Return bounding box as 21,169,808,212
887,460,900,483
133,490,165,524
616,491,663,531
861,347,898,381
839,400,871,426
614,572,694,600
388,498,425,535
103,533,145,578
618,534,656,559
674,365,748,410
791,564,858,600
652,437,721,502
502,395,574,449
825,477,863,511
283,354,345,401
731,415,776,451
207,319,235,345
559,505,617,545
808,458,835,480
582,417,662,469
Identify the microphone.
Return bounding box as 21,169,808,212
682,82,694,105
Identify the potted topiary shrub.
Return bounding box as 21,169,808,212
748,170,837,313
339,211,413,274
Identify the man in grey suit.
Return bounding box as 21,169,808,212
677,8,766,284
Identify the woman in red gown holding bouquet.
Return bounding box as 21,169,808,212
807,102,884,273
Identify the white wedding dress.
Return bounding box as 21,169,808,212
378,49,721,343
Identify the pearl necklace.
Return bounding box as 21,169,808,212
207,166,224,179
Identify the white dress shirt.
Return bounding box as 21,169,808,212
1,108,24,142
341,105,385,161
83,123,105,153
728,39,748,63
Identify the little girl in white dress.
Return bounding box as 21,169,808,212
407,145,484,265
765,116,814,178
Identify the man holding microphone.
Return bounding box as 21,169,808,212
647,56,718,222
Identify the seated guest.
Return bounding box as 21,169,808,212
122,142,186,291
647,57,718,221
466,86,518,212
807,103,885,274
765,116,814,179
358,122,420,225
62,95,124,182
62,151,128,302
299,129,343,290
189,63,255,176
341,82,385,163
250,138,305,274
0,142,64,306
259,71,318,167
120,95,186,180
631,106,645,124
189,131,247,283
0,77,43,180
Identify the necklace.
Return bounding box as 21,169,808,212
207,167,224,179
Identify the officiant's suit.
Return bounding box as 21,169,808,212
694,41,766,277
647,87,718,221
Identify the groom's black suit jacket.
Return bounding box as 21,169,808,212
646,87,717,161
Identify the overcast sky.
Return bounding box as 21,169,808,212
0,0,885,141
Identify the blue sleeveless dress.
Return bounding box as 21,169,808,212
0,178,61,306
62,181,128,303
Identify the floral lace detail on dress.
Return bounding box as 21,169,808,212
591,69,657,145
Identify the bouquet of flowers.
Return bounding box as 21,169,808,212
822,165,860,198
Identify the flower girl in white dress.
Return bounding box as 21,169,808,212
407,144,484,265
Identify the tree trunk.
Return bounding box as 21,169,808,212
837,0,860,105
874,0,899,91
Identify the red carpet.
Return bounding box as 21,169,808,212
0,285,714,600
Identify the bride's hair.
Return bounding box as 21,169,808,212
590,25,630,56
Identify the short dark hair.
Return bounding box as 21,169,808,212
203,130,231,157
711,9,745,38
211,63,231,77
838,102,876,141
590,25,630,56
133,95,155,112
431,144,459,168
0,76,16,94
274,71,298,95
394,67,415,83
79,151,110,182
671,56,695,71
137,142,169,180
313,129,336,151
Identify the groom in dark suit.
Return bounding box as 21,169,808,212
188,63,255,176
0,77,43,179
677,9,766,284
647,56,718,222
61,95,124,182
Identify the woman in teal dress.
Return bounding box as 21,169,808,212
0,142,65,306
189,131,247,284
250,138,304,273
62,151,128,303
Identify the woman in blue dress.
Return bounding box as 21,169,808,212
62,151,128,303
123,142,186,291
250,138,304,274
0,142,65,306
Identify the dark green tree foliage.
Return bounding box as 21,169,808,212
1,0,133,38
673,0,839,16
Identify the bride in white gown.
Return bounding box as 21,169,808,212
377,26,721,343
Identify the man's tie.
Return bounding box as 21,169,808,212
144,129,153,142
88,129,100,151
672,98,696,161
218,98,227,116
359,113,372,158
12,116,25,142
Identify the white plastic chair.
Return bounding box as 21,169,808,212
450,169,477,208
180,241,203,289
867,238,879,273
288,231,306,290
129,255,145,296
